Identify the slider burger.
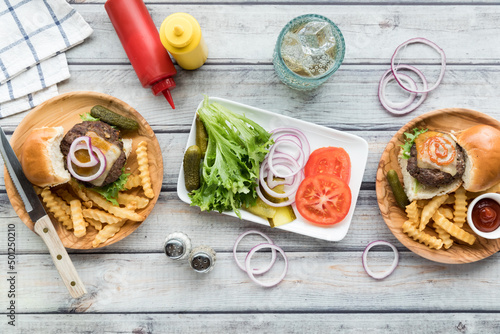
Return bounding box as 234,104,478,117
22,121,131,191
399,125,500,201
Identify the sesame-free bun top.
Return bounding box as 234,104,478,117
456,124,500,192
21,127,70,187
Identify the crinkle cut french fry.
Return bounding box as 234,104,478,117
438,207,454,220
40,188,73,230
125,201,138,211
124,174,142,190
55,188,77,205
453,186,467,228
68,178,90,201
33,186,43,195
405,201,420,227
92,219,126,248
432,211,476,246
136,141,154,199
117,192,149,209
82,208,123,225
432,222,454,249
403,220,443,250
86,218,102,231
86,190,144,221
420,194,449,231
70,200,86,238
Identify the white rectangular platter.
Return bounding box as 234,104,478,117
177,97,369,241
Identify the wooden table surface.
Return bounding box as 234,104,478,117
2,1,500,333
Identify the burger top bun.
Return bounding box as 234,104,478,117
456,124,500,192
21,127,71,188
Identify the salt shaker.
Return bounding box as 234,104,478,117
164,232,192,261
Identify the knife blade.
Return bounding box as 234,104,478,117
0,127,86,298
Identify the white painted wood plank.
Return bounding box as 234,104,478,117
1,64,499,128
2,313,496,334
66,5,500,64
1,252,500,313
70,0,500,4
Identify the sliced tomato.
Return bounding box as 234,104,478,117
295,174,352,226
304,147,351,183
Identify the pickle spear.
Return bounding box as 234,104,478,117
387,169,410,210
90,105,139,130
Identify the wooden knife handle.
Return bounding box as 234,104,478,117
34,215,87,298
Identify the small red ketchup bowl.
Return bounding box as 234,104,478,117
468,193,500,239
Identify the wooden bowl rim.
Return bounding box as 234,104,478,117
4,91,163,249
376,107,500,264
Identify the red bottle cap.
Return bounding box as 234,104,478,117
152,78,176,109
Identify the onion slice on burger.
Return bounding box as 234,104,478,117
67,139,107,182
68,136,99,168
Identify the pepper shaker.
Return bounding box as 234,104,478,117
189,245,216,273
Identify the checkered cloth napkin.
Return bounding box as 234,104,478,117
0,0,93,118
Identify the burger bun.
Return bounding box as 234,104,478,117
21,127,71,187
456,124,500,192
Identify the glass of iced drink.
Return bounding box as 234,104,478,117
273,14,345,90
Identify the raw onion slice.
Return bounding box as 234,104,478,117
379,69,417,110
233,230,276,275
67,146,107,182
378,65,428,115
256,186,298,207
256,127,310,207
362,240,399,280
391,37,446,94
270,128,310,158
245,243,288,287
68,136,99,168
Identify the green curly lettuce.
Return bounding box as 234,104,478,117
189,96,273,218
400,128,428,159
91,170,130,206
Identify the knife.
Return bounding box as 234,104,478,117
0,127,86,298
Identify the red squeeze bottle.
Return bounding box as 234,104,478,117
105,0,177,109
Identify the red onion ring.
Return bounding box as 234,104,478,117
378,65,428,115
256,186,298,207
245,243,288,287
256,127,310,208
270,128,310,158
268,140,305,178
391,37,446,94
68,136,99,168
379,70,417,109
233,230,276,275
362,241,399,280
67,147,107,182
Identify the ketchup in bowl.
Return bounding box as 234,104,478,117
471,198,500,233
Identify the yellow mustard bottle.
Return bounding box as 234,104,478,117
159,13,208,70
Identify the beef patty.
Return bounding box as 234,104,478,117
406,143,466,187
60,121,126,186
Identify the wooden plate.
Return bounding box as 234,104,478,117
376,108,500,264
4,91,163,249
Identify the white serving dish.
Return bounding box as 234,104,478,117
177,97,369,241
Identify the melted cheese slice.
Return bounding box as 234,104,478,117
86,131,122,186
415,131,458,176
